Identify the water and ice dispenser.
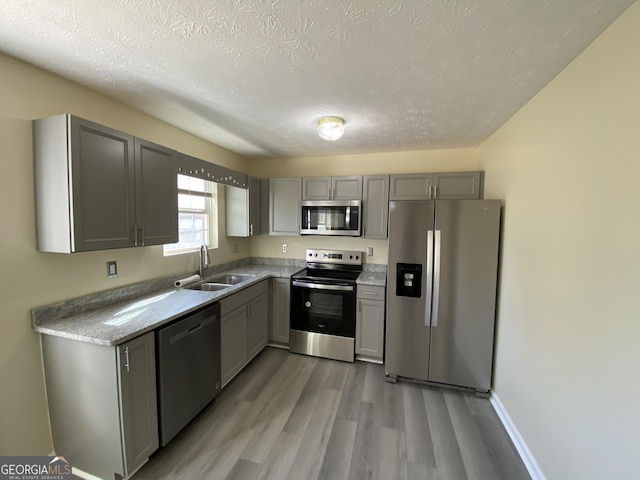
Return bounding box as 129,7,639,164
395,263,422,298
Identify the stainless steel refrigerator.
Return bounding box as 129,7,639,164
385,199,500,393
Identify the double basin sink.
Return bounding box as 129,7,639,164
185,274,256,292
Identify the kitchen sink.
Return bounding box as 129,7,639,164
204,274,255,285
186,282,232,292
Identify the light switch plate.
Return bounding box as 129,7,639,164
107,261,117,277
367,247,374,256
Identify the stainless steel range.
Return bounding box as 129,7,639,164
290,249,363,362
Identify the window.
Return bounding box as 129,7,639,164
163,174,217,255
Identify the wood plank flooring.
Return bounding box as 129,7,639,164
132,347,529,480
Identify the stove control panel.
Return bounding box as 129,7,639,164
306,249,362,266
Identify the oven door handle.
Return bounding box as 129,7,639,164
291,280,354,292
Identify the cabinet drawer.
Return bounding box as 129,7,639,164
357,285,385,301
220,280,269,316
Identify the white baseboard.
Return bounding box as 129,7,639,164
490,393,546,480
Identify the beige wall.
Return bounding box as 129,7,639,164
0,54,250,455
478,3,640,479
248,148,479,263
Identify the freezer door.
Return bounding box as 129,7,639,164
429,200,500,391
385,200,435,381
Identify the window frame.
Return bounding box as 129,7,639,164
163,175,217,256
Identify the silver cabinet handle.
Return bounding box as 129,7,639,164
133,225,138,246
361,291,378,296
140,225,145,246
124,347,130,373
432,230,441,327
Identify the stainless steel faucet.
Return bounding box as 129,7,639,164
199,244,210,278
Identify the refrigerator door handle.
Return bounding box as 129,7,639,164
425,230,434,327
432,229,441,327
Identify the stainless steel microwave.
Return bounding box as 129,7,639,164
300,200,361,236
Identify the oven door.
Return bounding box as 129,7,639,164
290,279,356,338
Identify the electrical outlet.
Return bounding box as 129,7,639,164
282,243,287,253
367,247,374,256
107,261,117,277
233,243,239,253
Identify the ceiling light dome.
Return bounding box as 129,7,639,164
317,117,345,141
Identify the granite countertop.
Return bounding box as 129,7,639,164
356,271,387,287
33,264,303,347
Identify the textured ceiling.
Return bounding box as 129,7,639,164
0,0,634,158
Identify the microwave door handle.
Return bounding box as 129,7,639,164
345,206,350,230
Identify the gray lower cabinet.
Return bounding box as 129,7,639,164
355,285,386,361
269,178,301,236
41,332,158,480
221,280,270,386
362,175,390,239
225,176,268,237
33,114,177,252
270,277,291,345
389,171,483,200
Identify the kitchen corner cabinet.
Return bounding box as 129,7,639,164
302,175,363,200
362,175,390,239
356,285,386,361
269,177,302,236
270,277,291,345
33,114,177,253
226,176,268,237
220,280,269,387
42,332,158,480
389,171,483,200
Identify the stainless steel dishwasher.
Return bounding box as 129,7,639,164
156,302,221,446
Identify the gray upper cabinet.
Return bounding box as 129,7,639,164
42,332,158,480
302,175,362,200
389,173,433,200
225,176,267,237
33,114,177,252
390,171,483,200
362,175,390,239
134,137,179,246
433,171,483,199
269,177,301,236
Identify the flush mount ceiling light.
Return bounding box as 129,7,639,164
317,117,345,141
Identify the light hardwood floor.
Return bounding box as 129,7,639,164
132,347,529,480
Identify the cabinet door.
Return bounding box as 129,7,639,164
355,299,385,359
302,176,331,200
259,178,270,235
248,176,261,236
225,185,250,237
332,176,363,200
363,175,389,239
270,278,290,345
270,178,301,236
221,307,248,387
135,138,178,246
433,171,483,199
246,292,269,360
70,116,136,251
389,173,433,200
117,332,159,476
